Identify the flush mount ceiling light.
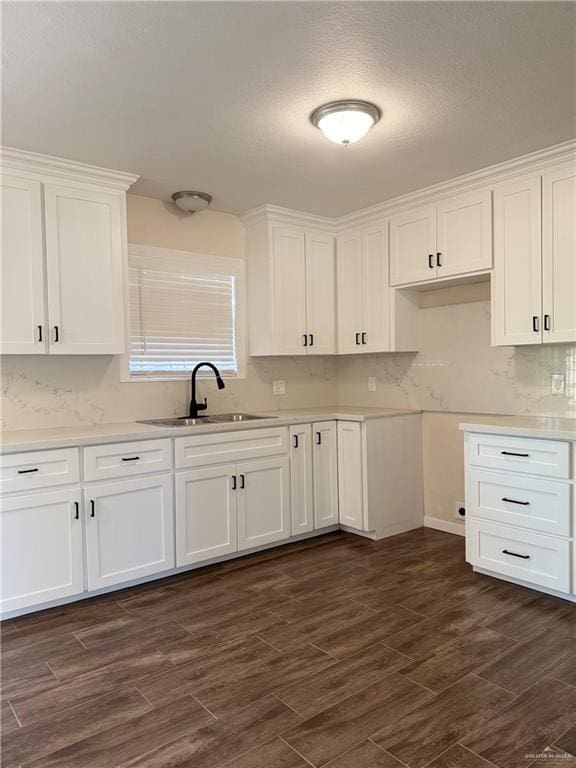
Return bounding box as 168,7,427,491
310,100,382,146
171,191,213,214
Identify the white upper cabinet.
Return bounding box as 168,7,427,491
390,191,492,287
245,214,336,355
542,164,576,344
44,184,126,354
0,148,137,355
335,230,363,354
0,175,46,354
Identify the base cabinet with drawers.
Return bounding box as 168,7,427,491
464,429,574,598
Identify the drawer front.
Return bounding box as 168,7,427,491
175,427,288,469
468,520,571,593
84,439,172,482
0,449,80,493
468,468,571,537
468,433,570,479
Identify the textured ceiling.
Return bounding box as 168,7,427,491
2,2,576,216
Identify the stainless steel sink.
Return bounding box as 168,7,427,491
138,413,276,428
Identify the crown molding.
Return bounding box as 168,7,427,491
0,146,139,191
241,139,576,233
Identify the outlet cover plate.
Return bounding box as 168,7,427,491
273,380,286,396
454,502,466,521
551,374,566,395
368,376,377,392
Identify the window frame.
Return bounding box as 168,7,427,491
121,243,247,382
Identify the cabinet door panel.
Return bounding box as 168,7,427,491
389,205,437,286
492,177,542,346
175,464,237,566
542,165,576,343
290,425,314,535
272,227,307,355
362,225,390,352
337,422,364,530
0,175,46,353
1,489,83,614
305,231,336,354
85,476,174,590
436,190,492,277
237,457,290,550
44,184,125,354
336,231,363,353
313,421,339,529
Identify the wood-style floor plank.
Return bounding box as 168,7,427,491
324,741,405,767
423,744,498,768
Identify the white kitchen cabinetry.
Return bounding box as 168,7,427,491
0,149,137,355
493,164,576,346
337,422,365,529
176,464,238,565
337,224,418,354
237,457,290,550
390,190,492,287
0,175,46,354
84,475,174,590
313,422,339,529
0,488,84,613
245,212,336,355
290,425,314,535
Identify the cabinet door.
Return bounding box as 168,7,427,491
175,464,237,566
272,227,307,355
389,205,437,286
237,457,290,550
1,489,83,614
336,230,363,353
305,231,336,354
362,225,390,352
290,425,314,535
436,190,492,278
313,421,339,529
337,422,364,530
0,175,46,354
542,165,576,344
44,184,125,354
85,475,174,590
492,177,542,346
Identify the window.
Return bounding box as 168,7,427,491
126,244,245,380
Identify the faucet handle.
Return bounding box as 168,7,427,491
197,398,208,412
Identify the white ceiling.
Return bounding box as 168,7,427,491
3,2,576,217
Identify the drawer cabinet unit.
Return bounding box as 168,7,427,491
84,475,174,590
175,427,288,469
467,433,570,479
84,439,172,482
0,488,84,613
0,448,80,494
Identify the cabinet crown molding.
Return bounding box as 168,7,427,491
0,146,139,191
241,138,576,232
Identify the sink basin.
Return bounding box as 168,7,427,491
138,413,276,428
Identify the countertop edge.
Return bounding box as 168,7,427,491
459,421,576,441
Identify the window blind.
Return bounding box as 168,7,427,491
128,262,238,377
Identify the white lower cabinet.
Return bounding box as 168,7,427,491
0,488,84,613
176,464,238,566
313,422,339,529
84,475,174,590
237,457,290,550
337,422,364,530
290,425,314,535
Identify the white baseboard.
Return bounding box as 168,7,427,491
424,516,465,537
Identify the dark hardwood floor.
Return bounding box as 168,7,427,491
2,528,576,768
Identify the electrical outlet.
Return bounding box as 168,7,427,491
551,374,566,395
454,502,466,521
272,380,286,396
368,376,377,392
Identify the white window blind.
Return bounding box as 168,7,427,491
127,246,243,379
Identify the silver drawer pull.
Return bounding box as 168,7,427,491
501,451,529,458
121,456,141,462
502,549,530,560
17,467,39,474
501,497,530,506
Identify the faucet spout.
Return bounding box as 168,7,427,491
189,362,226,418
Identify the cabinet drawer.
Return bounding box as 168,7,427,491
468,520,571,594
0,449,79,493
175,427,288,469
468,468,571,537
468,433,570,478
84,439,172,482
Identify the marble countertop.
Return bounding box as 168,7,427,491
0,406,420,453
460,416,576,441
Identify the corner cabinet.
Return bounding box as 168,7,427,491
244,211,336,355
0,148,137,354
492,164,576,346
